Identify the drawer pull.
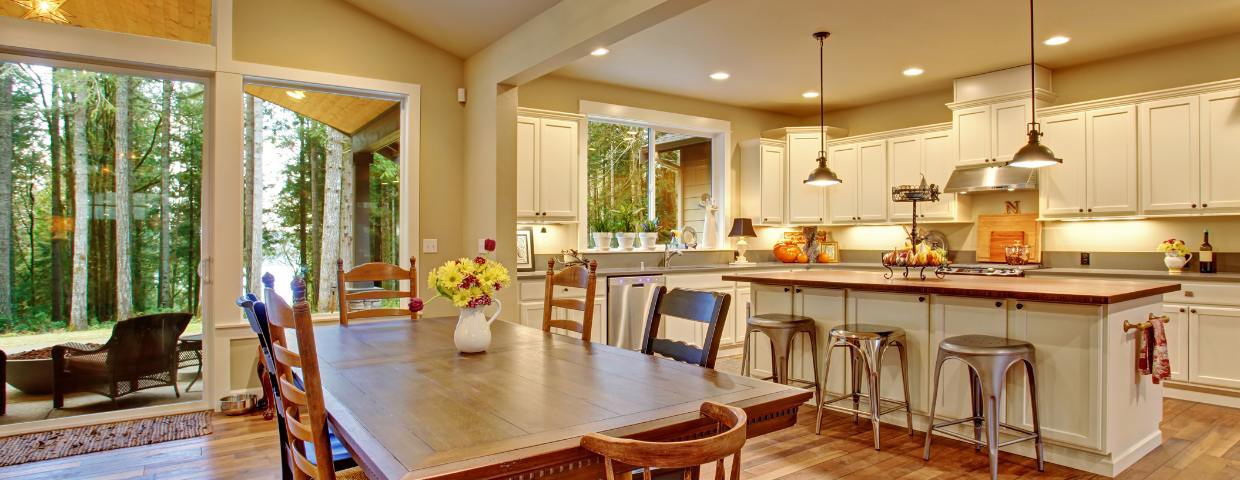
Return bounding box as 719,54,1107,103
1184,291,1194,297
796,288,802,293
784,287,790,293
995,301,1003,308
918,297,925,302
1191,309,1197,314
1017,303,1024,310
1179,308,1185,312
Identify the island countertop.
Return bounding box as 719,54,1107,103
721,270,1181,305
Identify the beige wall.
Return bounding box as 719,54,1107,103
518,75,802,253
1053,32,1240,106
808,88,955,137
229,0,466,390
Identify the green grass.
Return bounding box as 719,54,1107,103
0,320,203,349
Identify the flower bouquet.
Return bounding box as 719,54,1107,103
1157,238,1192,274
423,239,513,352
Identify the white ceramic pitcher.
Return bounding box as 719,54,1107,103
454,300,502,353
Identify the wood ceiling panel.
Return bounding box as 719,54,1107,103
0,0,212,44
244,85,399,136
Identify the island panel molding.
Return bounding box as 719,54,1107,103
721,270,1180,305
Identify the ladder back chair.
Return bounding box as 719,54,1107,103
580,401,747,480
266,277,368,480
542,259,599,342
336,256,417,326
640,287,732,369
238,292,294,480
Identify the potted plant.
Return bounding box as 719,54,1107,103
637,219,659,251
588,213,613,251
614,206,639,251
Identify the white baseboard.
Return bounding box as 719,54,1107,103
1164,383,1240,409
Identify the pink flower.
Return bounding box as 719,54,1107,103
408,298,424,313
484,239,496,252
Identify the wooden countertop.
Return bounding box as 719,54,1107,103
721,270,1181,305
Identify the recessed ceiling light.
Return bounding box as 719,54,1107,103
1044,36,1070,45
803,92,819,98
591,48,609,55
710,72,730,80
903,68,923,76
286,90,306,99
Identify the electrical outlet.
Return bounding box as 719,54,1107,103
422,239,438,254
1081,252,1090,265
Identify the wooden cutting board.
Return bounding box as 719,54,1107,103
977,213,1041,263
990,231,1025,262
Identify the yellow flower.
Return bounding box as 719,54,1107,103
450,289,471,307
440,269,463,289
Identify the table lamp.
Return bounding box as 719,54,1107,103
728,218,758,266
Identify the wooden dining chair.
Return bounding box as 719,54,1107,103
580,401,747,480
640,287,732,369
266,276,369,480
542,258,599,342
336,256,417,326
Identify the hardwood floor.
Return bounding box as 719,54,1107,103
0,397,1236,479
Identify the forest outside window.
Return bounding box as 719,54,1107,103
241,85,401,313
586,121,713,248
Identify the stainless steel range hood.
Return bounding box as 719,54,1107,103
943,165,1037,194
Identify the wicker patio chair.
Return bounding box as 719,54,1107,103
52,313,194,409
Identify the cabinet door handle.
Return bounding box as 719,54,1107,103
1087,208,1092,212
918,296,925,302
1203,204,1208,208
1191,309,1197,314
1192,204,1197,208
784,287,790,293
1179,308,1185,312
1079,208,1084,213
995,301,1003,308
796,288,802,293
1017,303,1024,309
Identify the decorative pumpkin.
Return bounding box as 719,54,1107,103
775,242,802,263
817,252,831,263
796,253,809,263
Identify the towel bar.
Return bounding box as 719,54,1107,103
1123,313,1170,332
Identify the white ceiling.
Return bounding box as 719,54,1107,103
338,0,564,59
550,0,1240,117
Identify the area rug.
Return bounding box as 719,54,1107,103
0,410,213,466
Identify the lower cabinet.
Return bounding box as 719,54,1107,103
851,291,930,415
1163,304,1190,382
929,296,1008,421
1188,305,1240,389
517,298,604,342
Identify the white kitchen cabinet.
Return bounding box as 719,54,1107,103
1038,112,1088,216
955,106,992,167
929,296,1008,421
1086,106,1138,215
787,133,828,224
1140,97,1199,214
1189,306,1240,390
1007,301,1103,451
851,292,930,418
746,284,794,377
515,110,581,221
828,141,886,223
1199,89,1240,212
519,301,544,329
954,99,1032,167
739,139,787,225
730,288,750,347
1163,304,1190,382
887,130,965,222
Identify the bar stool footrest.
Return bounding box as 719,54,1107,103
928,417,1041,448
819,394,909,419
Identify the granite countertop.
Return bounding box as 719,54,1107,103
1029,268,1240,283
721,270,1181,305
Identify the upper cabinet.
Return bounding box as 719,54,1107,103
516,109,582,221
739,139,786,225
952,98,1033,167
1036,106,1138,217
741,127,848,226
787,133,828,224
828,140,887,223
887,129,968,222
1136,88,1240,215
1200,89,1240,212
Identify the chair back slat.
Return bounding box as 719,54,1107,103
264,274,338,480
237,294,295,480
542,259,598,342
640,287,731,369
580,401,747,480
337,257,418,325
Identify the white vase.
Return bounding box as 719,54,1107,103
591,232,613,251
1164,252,1192,274
637,232,658,250
616,233,637,251
454,300,503,353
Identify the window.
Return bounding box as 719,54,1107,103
0,60,205,424
586,121,713,247
241,85,401,313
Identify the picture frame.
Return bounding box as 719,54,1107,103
516,229,535,272
819,241,840,264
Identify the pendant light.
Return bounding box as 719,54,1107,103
805,31,843,186
1006,0,1062,168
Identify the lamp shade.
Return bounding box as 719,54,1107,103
1007,129,1063,168
804,154,843,186
728,218,757,238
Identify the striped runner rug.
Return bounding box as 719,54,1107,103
0,411,213,466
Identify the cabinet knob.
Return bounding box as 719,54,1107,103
1079,208,1084,213
995,301,1003,308
1087,208,1092,212
1191,309,1197,314
1017,303,1024,310
796,288,802,293
784,287,790,293
1192,204,1197,208
563,288,569,292
1179,308,1186,312
918,296,925,302
1203,204,1208,208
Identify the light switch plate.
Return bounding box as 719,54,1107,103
422,239,438,254
478,239,488,254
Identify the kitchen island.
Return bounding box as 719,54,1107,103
721,270,1181,477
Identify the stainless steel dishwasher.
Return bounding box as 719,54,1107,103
606,274,665,350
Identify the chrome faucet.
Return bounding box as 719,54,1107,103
658,245,683,267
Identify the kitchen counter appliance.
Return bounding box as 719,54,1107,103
606,274,664,350
941,263,1041,277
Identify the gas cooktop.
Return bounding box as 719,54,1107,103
941,264,1041,277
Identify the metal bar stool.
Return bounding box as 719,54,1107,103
814,324,914,450
924,334,1044,480
739,312,820,396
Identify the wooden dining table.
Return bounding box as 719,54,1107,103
304,316,813,480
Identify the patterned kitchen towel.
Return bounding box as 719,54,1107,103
1138,317,1171,384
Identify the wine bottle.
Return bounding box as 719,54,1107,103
1200,230,1215,274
